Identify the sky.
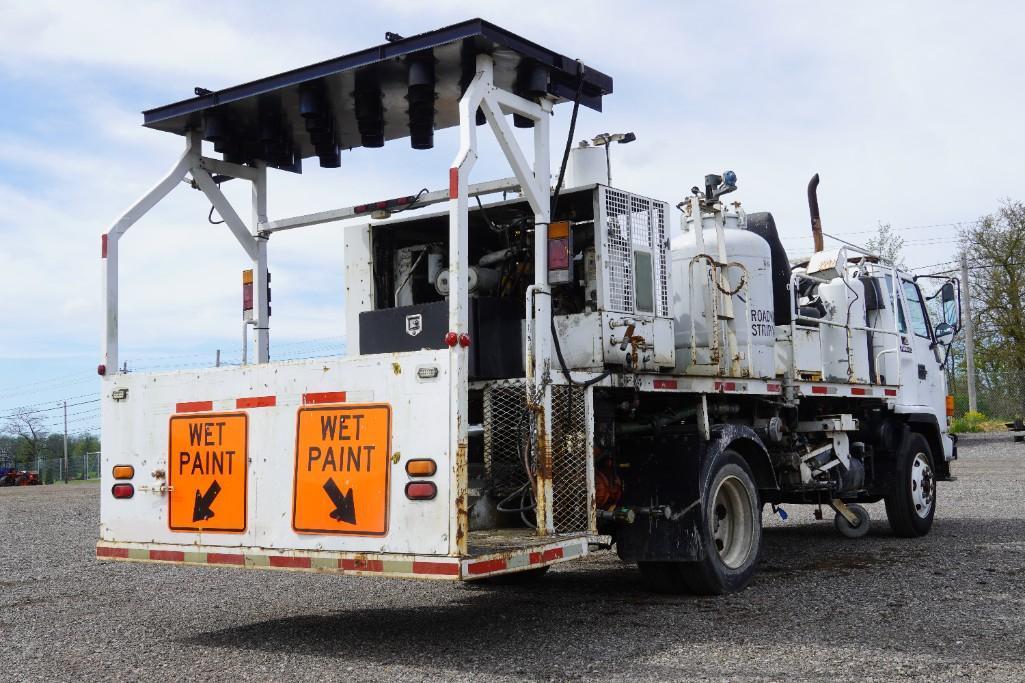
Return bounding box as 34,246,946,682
1,1,1023,436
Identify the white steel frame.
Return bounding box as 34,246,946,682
103,131,270,372
101,54,561,546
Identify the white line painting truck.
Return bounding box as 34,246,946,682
97,19,962,593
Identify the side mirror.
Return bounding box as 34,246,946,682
935,321,954,341
940,282,959,328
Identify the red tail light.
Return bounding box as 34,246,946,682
405,481,437,500
111,483,134,499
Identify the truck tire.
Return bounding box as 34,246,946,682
638,448,762,595
884,432,936,537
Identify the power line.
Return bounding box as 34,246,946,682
0,369,96,395
0,392,96,414
0,375,97,401
0,398,100,420
840,219,982,236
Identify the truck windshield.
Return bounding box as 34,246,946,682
901,280,930,338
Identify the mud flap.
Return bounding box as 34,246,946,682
615,425,767,563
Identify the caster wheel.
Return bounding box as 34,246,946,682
834,503,870,538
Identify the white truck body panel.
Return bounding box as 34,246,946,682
100,350,454,556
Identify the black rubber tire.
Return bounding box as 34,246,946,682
884,432,936,537
638,449,762,595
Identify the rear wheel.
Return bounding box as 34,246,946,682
884,432,936,537
638,448,762,595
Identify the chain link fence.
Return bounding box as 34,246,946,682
947,371,1025,427
19,452,101,484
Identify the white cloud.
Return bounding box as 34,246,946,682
1,0,1024,378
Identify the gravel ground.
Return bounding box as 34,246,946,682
1,438,1024,682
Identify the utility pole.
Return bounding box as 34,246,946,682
62,400,69,484
215,349,221,368
961,252,978,413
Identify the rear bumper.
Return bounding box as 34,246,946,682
96,534,588,581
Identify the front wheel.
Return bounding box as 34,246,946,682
639,448,762,595
884,432,936,537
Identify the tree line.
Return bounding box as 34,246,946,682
867,200,1025,419
1,409,99,468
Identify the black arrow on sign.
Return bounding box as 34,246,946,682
193,480,221,522
323,477,357,525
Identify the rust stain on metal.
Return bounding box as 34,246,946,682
455,440,469,554
535,419,552,480
391,362,401,375
392,450,401,464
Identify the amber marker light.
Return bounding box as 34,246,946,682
405,459,437,477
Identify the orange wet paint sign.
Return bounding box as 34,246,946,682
168,413,248,533
292,403,391,535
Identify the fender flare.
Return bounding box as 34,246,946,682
707,424,779,493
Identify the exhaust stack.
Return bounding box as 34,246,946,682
808,173,823,253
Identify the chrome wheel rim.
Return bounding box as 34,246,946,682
711,475,754,569
911,452,934,519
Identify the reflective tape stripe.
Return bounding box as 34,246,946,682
303,391,347,405
412,561,460,576
176,400,213,413
467,558,507,575
96,546,128,559
449,167,459,198
340,558,383,572
236,395,276,409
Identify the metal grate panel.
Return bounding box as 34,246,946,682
630,196,652,248
601,188,634,313
551,385,590,533
483,380,530,498
483,381,592,534
654,200,670,317
598,187,670,316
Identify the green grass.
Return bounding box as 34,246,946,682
950,411,1008,433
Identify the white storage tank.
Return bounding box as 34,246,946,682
816,276,871,383
670,200,776,378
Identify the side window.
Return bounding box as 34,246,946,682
901,280,930,338
884,275,907,334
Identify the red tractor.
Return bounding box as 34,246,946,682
0,469,41,486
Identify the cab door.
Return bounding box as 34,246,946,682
899,278,945,417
